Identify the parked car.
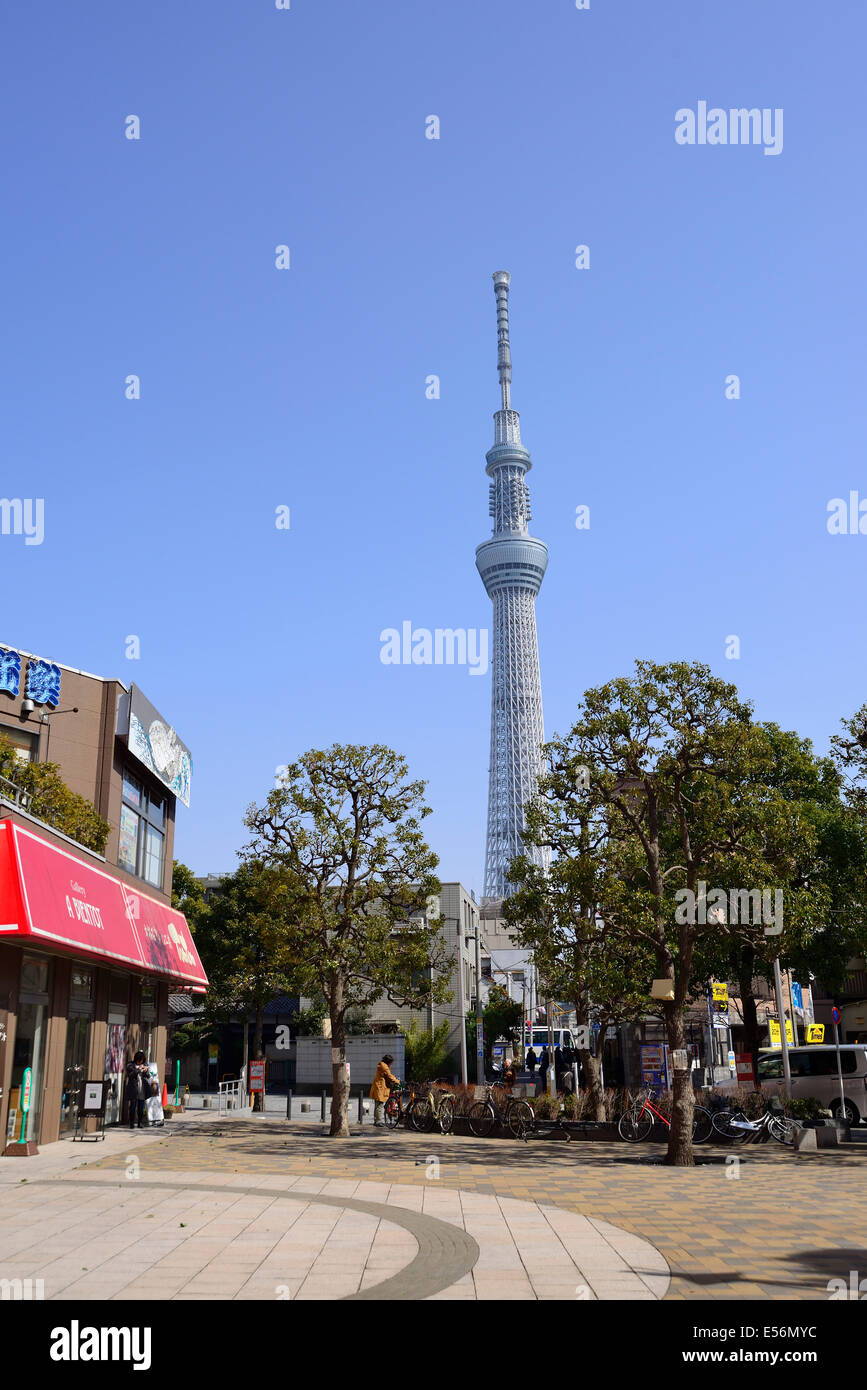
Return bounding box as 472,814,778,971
757,1044,867,1123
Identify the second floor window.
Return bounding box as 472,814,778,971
118,769,165,889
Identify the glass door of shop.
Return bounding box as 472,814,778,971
60,1015,91,1136
104,1013,127,1125
7,956,51,1144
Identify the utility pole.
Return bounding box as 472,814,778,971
546,993,555,1097
455,919,468,1086
773,956,793,1098
475,931,484,1085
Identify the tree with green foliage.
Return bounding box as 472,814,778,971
244,744,452,1136
0,733,109,853
505,827,655,1118
193,859,303,1110
528,661,827,1166
403,1019,453,1081
693,721,867,1082
171,861,206,929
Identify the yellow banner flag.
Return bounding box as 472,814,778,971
769,1017,794,1047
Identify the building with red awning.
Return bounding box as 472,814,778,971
0,643,206,1148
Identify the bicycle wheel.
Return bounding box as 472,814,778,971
712,1110,751,1144
437,1096,456,1135
692,1107,713,1144
507,1100,535,1139
410,1099,433,1133
383,1097,400,1130
618,1108,653,1142
467,1101,496,1138
768,1114,797,1146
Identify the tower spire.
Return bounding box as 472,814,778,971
492,270,512,410
476,272,550,903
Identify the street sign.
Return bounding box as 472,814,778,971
727,1050,736,1071
20,1066,32,1114
831,1006,841,1026
573,1025,590,1049
248,1061,266,1092
769,1018,794,1047
735,1054,755,1085
711,983,729,1005
712,1011,729,1029
806,1024,825,1043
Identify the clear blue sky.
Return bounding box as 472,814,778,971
2,2,865,894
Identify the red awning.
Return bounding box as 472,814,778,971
0,820,208,987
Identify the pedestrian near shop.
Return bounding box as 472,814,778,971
126,1051,148,1129
536,1047,549,1096
369,1054,400,1127
526,1046,537,1075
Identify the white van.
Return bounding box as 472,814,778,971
757,1045,867,1123
526,1029,573,1052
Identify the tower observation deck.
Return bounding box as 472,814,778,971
476,272,550,902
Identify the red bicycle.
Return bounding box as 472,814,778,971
618,1089,713,1144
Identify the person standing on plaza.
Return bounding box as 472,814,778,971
525,1046,537,1076
126,1051,148,1129
369,1054,400,1127
536,1046,549,1096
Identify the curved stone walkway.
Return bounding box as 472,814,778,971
0,1173,669,1300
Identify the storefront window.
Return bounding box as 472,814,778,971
61,968,94,1136
144,825,163,887
109,974,129,1009
122,770,142,810
0,724,38,764
70,969,93,1001
60,1015,91,1136
20,957,49,994
118,804,139,873
7,955,51,1144
119,768,166,889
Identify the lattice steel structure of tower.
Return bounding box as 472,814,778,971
476,272,550,902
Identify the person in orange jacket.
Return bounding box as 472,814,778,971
369,1054,400,1127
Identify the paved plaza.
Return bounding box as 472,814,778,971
1,1111,864,1301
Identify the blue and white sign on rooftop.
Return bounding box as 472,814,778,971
0,648,60,706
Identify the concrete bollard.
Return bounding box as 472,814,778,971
794,1125,843,1151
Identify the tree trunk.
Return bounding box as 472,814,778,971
329,976,350,1137
738,945,761,1090
580,1050,605,1122
663,1004,694,1167
252,1003,265,1113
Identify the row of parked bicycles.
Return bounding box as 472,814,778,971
617,1090,799,1146
387,1080,800,1145
385,1080,535,1138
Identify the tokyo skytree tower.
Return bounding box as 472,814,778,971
476,272,550,902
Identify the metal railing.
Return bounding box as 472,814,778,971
218,1077,250,1116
